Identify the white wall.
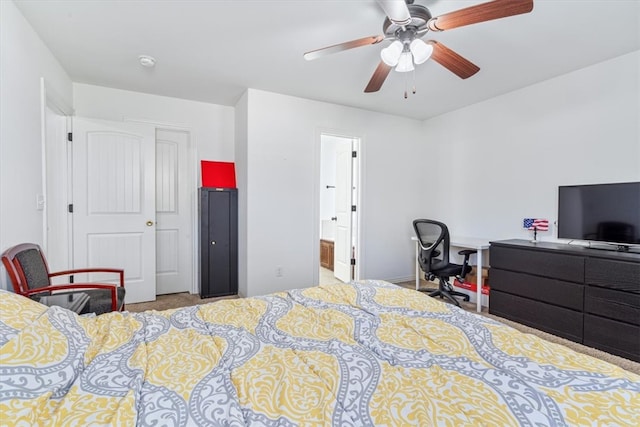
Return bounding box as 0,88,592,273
0,0,73,290
239,89,426,297
422,50,640,244
73,83,235,167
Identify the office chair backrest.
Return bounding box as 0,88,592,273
413,219,450,273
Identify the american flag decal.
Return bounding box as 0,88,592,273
523,218,549,231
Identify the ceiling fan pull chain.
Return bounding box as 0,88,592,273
404,72,408,99
412,68,417,94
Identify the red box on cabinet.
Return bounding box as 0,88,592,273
201,161,236,188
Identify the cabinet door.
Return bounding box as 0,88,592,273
320,240,335,271
320,241,330,269
200,189,237,298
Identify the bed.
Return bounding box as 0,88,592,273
1,280,638,426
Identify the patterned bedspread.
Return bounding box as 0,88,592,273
1,280,638,426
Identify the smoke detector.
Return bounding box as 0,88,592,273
138,55,156,68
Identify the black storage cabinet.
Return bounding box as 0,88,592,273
199,187,238,298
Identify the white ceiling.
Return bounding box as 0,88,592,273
15,0,640,120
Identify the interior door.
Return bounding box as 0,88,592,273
155,129,192,295
333,139,353,282
72,117,156,304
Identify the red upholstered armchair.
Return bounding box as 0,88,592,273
1,243,125,314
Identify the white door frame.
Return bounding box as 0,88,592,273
313,129,363,284
40,78,74,268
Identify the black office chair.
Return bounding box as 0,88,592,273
412,219,475,307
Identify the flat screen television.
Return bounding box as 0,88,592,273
558,182,640,249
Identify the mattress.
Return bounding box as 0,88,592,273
1,280,638,426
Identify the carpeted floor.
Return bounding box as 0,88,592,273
126,280,640,375
126,292,237,312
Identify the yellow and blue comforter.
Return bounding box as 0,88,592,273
1,280,638,426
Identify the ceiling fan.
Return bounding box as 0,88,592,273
304,0,534,96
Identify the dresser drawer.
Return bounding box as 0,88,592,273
490,268,583,311
585,286,640,326
489,290,583,343
584,314,640,362
491,246,584,283
585,258,640,293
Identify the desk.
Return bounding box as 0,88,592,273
412,236,490,312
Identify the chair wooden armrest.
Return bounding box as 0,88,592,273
49,268,125,287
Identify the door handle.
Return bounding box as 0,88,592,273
146,220,154,226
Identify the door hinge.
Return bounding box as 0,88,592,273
68,204,73,213
351,205,356,212
67,132,73,142
69,275,74,283
351,258,356,266
352,151,357,158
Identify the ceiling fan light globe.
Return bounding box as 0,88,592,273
410,39,433,65
380,40,403,66
395,52,414,73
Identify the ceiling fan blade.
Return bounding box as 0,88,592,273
428,41,480,79
364,61,393,93
428,0,533,32
376,0,411,26
304,35,385,61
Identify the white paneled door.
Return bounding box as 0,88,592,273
333,140,353,283
72,118,156,304
155,129,192,295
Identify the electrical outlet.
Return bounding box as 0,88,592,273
275,266,283,277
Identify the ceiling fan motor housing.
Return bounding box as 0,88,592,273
383,4,432,41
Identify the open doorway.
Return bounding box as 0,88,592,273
318,133,360,285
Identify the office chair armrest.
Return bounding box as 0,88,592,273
456,249,475,280
49,268,125,287
458,249,476,257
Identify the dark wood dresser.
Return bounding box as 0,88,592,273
489,239,640,362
